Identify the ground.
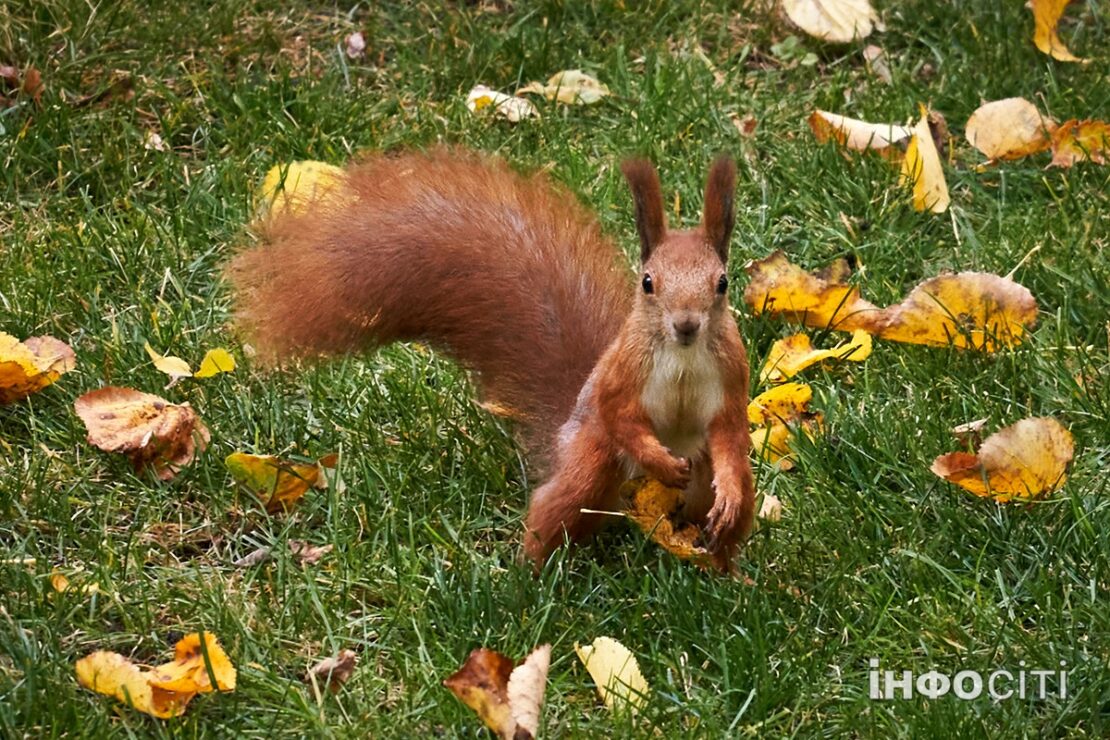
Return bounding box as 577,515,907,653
1,0,1107,736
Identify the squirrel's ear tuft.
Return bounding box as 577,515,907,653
703,155,737,264
621,159,667,263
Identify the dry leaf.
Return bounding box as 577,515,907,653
1031,0,1085,62
518,70,610,105
575,637,648,713
1048,119,1109,168
760,330,871,383
862,45,892,84
225,452,326,513
345,31,366,59
232,546,272,568
808,110,912,155
195,348,236,378
730,112,759,137
76,632,235,719
743,251,880,331
51,572,100,594
782,0,879,42
145,342,193,388
0,333,77,404
931,417,1074,502
258,161,350,218
965,98,1054,162
465,85,538,122
865,272,1038,351
143,131,167,152
622,479,712,567
0,64,43,107
444,645,551,740
74,387,209,480
288,540,333,565
306,649,357,693
758,493,783,522
900,107,950,213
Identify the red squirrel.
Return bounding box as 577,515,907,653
229,148,755,572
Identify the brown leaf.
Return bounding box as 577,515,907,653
74,387,209,480
931,417,1074,502
1048,119,1109,168
288,540,333,565
444,648,517,738
306,649,357,693
0,65,43,107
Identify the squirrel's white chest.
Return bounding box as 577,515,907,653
640,342,724,458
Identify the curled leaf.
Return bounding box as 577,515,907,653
51,572,100,595
900,107,950,213
148,633,237,694
1031,0,1085,62
1048,119,1109,168
518,70,610,105
621,479,711,567
0,333,76,404
225,452,326,513
931,417,1074,502
760,330,871,383
306,649,357,693
74,387,209,480
808,110,912,155
465,85,538,122
575,636,648,713
965,98,1054,162
782,0,879,43
444,645,551,740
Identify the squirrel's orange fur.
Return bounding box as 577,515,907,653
229,148,755,572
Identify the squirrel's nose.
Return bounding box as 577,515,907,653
672,315,702,345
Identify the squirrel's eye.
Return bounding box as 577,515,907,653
642,274,654,294
716,274,729,295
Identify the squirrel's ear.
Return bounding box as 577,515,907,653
702,155,737,264
621,159,667,263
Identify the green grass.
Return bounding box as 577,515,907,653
1,0,1108,736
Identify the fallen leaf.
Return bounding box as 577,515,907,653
306,649,357,693
143,131,167,152
232,546,272,568
518,70,610,105
1048,119,1110,168
288,540,333,565
621,479,712,567
145,342,193,388
862,45,892,84
225,452,325,512
0,333,77,404
465,85,538,122
0,65,43,107
730,112,759,137
345,31,366,59
931,417,1074,502
782,0,879,42
76,632,235,719
1031,0,1085,62
965,98,1054,162
951,417,989,441
258,161,350,218
748,383,813,425
74,387,209,480
51,572,100,594
758,493,783,522
808,110,913,155
750,413,823,471
444,645,551,740
866,272,1038,351
759,330,871,383
900,107,950,213
194,348,236,378
743,251,881,331
575,637,648,713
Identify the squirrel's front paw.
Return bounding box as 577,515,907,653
704,495,751,573
652,455,691,489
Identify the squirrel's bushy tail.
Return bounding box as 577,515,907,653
228,148,632,461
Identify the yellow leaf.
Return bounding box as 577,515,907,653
931,417,1074,502
51,572,100,594
965,98,1055,162
465,85,538,122
575,637,648,713
808,110,912,155
144,342,193,387
743,251,881,331
1048,119,1110,168
900,107,950,213
621,479,712,567
760,331,871,383
0,333,76,404
74,387,209,481
258,160,349,218
748,382,813,425
518,70,610,105
782,0,879,43
750,413,823,471
444,646,550,740
76,651,194,719
225,452,321,513
148,632,237,693
1031,0,1085,62
194,348,236,378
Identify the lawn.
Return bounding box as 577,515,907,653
1,0,1108,736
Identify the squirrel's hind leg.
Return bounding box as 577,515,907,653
522,431,622,568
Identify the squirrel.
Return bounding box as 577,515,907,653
229,148,755,572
